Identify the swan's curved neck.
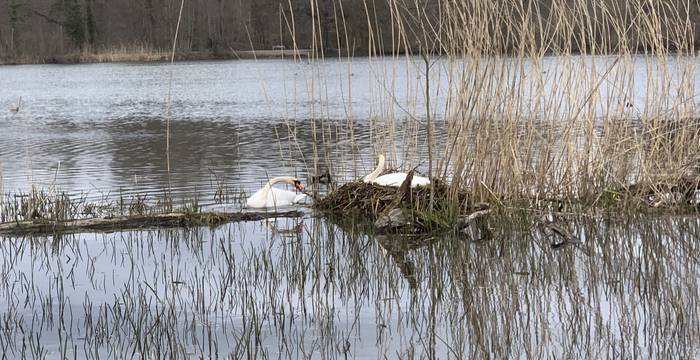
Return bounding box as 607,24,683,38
363,155,385,183
266,177,291,187
262,177,292,193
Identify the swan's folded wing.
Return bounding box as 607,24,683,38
374,173,431,188
373,173,407,187
293,193,311,205
267,188,305,207
246,187,268,208
411,176,431,187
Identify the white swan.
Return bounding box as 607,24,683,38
363,154,386,183
375,172,431,187
246,176,308,208
363,155,431,188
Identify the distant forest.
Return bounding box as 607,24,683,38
1,0,700,63
0,0,402,62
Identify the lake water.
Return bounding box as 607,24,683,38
1,56,699,203
0,57,699,358
0,57,460,204
0,213,698,358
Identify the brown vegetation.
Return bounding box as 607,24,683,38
336,0,700,212
0,210,303,235
0,186,302,235
317,175,489,233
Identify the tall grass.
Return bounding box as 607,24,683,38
289,0,699,210
73,43,168,63
404,0,697,206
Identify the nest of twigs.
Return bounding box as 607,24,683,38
316,176,475,232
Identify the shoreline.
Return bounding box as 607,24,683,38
3,47,699,66
0,48,324,66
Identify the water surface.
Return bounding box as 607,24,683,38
0,214,697,358
2,56,698,203
1,57,699,358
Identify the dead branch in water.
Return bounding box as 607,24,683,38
0,210,303,236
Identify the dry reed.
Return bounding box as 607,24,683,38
296,0,700,212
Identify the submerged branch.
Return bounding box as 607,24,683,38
0,210,303,236
456,209,493,228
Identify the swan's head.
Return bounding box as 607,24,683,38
292,178,305,191
268,176,306,191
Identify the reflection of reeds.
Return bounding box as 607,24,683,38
0,212,696,357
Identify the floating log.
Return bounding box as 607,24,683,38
0,210,304,236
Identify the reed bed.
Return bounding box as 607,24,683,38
70,43,169,63
0,185,195,224
416,0,698,207
287,0,700,215
1,1,698,358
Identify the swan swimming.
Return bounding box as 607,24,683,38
363,155,431,188
246,176,308,208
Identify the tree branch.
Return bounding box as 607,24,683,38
30,9,63,26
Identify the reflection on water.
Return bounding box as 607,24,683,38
0,214,697,358
0,59,376,203
2,57,699,205
1,57,699,358
0,114,374,205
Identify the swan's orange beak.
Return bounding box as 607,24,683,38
293,179,305,191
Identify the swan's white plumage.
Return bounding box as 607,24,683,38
373,173,431,187
363,155,431,188
363,155,385,183
246,177,308,208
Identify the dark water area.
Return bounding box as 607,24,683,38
1,57,699,358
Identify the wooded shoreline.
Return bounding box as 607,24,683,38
0,48,320,65
3,1,699,67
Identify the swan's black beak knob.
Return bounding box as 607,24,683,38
293,179,305,191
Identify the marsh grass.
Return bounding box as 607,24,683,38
209,170,248,206
72,43,168,63
0,187,187,223
420,1,699,207
0,211,697,358
0,186,84,223
1,43,170,65
277,0,700,216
